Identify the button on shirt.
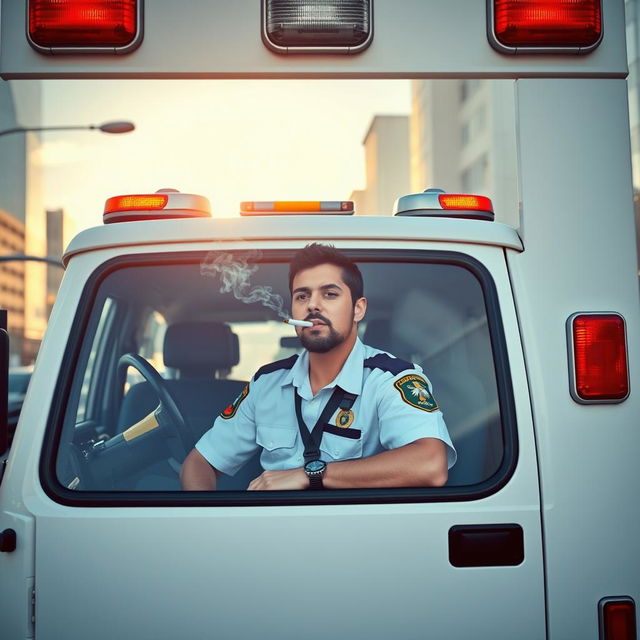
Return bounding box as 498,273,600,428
196,338,456,476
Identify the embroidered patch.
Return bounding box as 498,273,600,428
335,408,355,429
220,384,249,420
393,374,439,412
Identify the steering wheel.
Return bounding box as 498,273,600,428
117,353,195,457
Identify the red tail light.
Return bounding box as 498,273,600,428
599,598,637,640
568,313,629,403
490,0,602,53
28,0,142,52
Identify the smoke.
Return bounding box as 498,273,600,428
200,250,287,318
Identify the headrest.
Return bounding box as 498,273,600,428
163,322,240,374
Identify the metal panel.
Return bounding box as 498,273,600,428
19,241,545,639
0,0,627,79
508,77,640,639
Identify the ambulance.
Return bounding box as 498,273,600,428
0,1,638,639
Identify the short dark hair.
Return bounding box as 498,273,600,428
289,243,364,303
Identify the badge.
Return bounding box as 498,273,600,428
220,384,249,420
393,374,439,412
335,408,355,429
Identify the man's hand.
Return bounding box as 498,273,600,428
247,467,309,491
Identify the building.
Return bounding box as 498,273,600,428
409,79,519,228
46,208,65,318
0,80,45,364
625,0,640,272
349,115,411,216
0,210,26,366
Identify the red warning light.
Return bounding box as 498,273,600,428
600,598,637,640
570,313,629,403
28,0,141,51
491,0,602,52
438,194,494,213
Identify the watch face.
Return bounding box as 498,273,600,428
305,460,325,473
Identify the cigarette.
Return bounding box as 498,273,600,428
283,318,313,328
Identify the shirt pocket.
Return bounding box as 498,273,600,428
256,426,298,466
320,429,363,461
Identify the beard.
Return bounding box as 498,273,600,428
299,311,354,353
300,325,345,353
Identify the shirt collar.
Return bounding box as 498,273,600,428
281,338,365,397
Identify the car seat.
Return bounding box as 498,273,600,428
117,321,262,490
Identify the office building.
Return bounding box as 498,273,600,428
350,115,411,216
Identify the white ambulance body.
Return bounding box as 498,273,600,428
0,1,638,639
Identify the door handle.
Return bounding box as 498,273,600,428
0,528,16,552
449,524,524,567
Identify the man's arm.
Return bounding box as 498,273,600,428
246,437,447,491
323,437,447,488
180,448,219,490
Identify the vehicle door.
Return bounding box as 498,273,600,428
33,246,545,639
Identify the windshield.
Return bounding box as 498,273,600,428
53,251,510,496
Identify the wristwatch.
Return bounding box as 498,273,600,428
304,459,327,490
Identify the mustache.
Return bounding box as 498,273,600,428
304,313,332,326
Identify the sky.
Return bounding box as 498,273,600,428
37,79,411,239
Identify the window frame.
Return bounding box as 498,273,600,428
40,248,518,507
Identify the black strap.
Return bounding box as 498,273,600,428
295,388,357,463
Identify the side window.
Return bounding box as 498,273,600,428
76,297,116,423
49,252,514,500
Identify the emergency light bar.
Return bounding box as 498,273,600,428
262,0,373,53
103,189,211,224
393,189,495,221
488,0,602,54
240,201,355,215
28,0,143,54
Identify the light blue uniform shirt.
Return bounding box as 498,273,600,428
196,338,456,476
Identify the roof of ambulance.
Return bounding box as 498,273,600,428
63,215,523,265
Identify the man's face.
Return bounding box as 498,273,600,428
291,263,366,353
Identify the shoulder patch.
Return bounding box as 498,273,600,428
393,374,439,412
254,354,299,381
364,353,415,376
220,383,249,420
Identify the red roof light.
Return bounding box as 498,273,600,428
28,0,141,51
438,194,494,213
491,0,602,52
103,190,211,224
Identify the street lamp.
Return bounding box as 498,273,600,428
0,120,135,137
0,255,62,267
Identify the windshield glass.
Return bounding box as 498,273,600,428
54,251,507,495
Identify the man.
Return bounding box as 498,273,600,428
180,243,456,491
